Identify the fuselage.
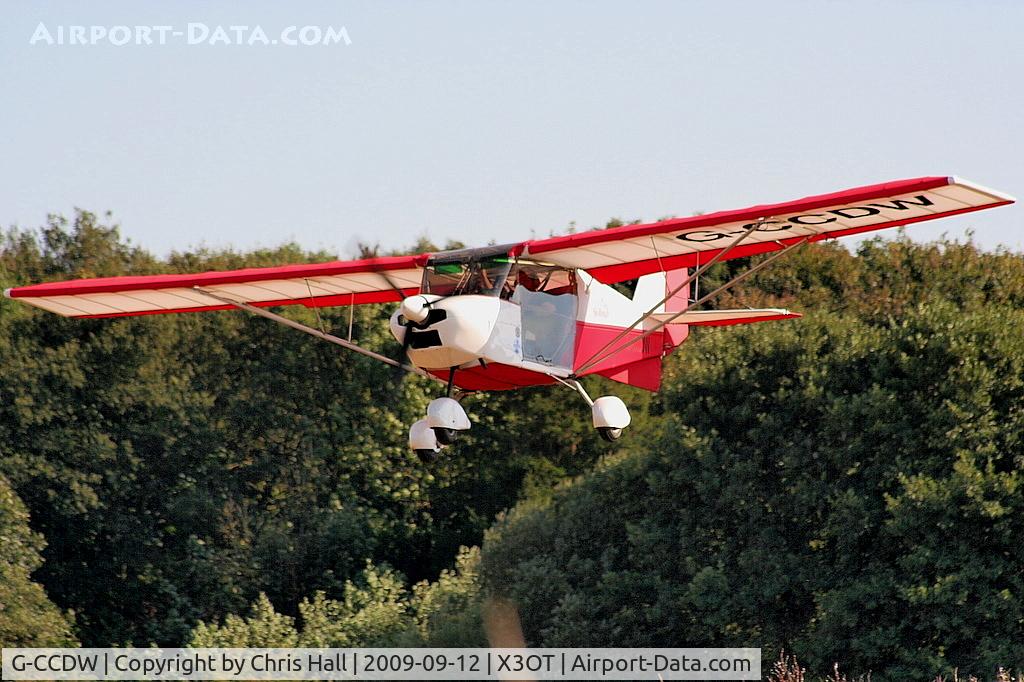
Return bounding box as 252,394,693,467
388,262,689,392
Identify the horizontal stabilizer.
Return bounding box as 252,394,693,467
651,308,801,327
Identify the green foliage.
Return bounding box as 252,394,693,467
7,209,1024,677
189,593,299,647
482,237,1024,679
408,546,485,646
0,211,568,645
0,473,77,647
189,548,483,647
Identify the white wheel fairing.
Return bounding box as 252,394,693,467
592,396,631,429
426,397,471,431
409,419,440,452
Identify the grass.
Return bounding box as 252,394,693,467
766,652,1024,682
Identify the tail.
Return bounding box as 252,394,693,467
591,269,693,392
632,268,691,314
632,268,690,349
594,268,799,392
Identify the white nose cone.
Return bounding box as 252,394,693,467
400,296,430,324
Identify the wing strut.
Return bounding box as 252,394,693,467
575,217,769,374
194,287,439,382
575,236,811,375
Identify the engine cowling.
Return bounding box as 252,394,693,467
389,295,501,369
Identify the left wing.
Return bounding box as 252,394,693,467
522,176,1014,284
4,254,428,318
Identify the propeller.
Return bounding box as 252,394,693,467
392,294,450,387
379,261,478,393
395,299,422,378
378,271,448,394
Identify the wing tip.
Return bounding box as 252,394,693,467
947,175,1017,203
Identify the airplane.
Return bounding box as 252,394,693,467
4,176,1014,461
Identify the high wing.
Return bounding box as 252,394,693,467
5,176,1013,319
4,254,428,318
521,176,1015,284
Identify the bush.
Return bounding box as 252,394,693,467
0,473,77,648
189,547,484,647
482,303,1024,678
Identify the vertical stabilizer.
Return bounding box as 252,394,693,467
633,268,691,313
663,268,691,313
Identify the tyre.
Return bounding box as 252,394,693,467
433,427,459,445
415,448,438,464
597,426,622,442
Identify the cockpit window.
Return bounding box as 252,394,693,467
423,257,514,297
421,251,577,301
512,264,577,369
512,263,574,295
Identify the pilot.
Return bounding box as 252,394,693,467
477,265,493,293
522,294,575,367
517,270,542,292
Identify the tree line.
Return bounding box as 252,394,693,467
2,211,1023,678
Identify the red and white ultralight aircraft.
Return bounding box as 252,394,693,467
5,176,1014,460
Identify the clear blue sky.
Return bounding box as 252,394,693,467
2,1,1021,259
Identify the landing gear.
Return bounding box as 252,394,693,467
433,427,459,445
408,368,471,461
409,419,441,460
565,380,632,442
415,448,439,464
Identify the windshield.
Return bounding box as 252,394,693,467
423,257,514,297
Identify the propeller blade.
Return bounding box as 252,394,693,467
390,319,418,396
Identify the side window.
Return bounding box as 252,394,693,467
517,289,577,369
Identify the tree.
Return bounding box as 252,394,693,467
482,300,1024,678
0,473,77,647
189,548,484,647
0,212,518,645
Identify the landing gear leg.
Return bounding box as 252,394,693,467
446,367,456,398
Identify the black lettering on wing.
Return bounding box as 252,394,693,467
677,231,728,243
868,194,935,210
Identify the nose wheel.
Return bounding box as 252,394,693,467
415,448,439,464
433,427,460,445
408,368,471,462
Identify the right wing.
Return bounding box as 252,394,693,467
4,254,429,318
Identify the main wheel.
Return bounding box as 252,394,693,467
415,448,438,464
433,427,459,445
597,427,622,442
